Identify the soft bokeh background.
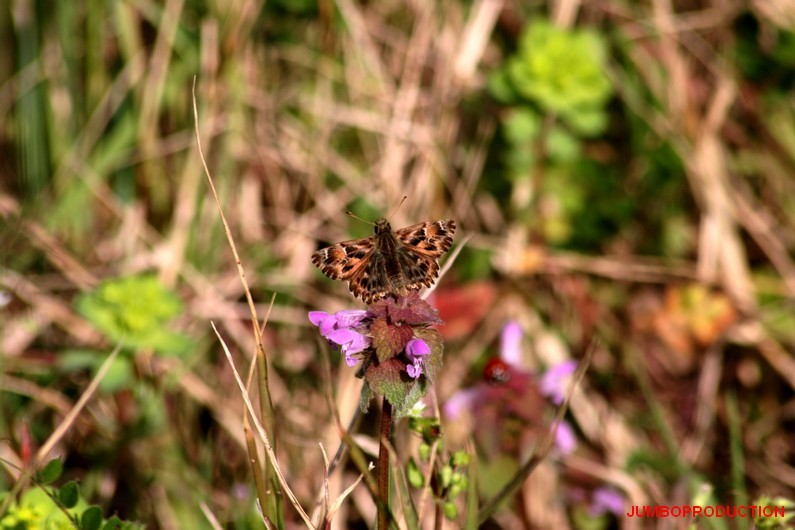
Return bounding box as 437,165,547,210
2,0,795,528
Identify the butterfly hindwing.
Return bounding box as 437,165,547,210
396,219,456,257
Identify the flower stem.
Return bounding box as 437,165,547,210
377,397,393,529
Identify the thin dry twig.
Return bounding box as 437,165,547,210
211,322,314,528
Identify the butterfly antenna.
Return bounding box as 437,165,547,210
386,195,408,219
345,211,375,225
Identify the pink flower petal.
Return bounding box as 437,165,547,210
500,320,523,366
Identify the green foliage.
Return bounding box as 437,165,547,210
57,350,135,394
476,455,517,500
58,482,79,509
365,327,443,417
37,459,63,485
733,14,795,86
80,507,102,530
406,459,423,489
405,416,470,524
494,20,613,135
487,19,627,248
753,495,795,529
362,296,445,415
371,319,414,362
75,275,192,356
0,484,142,530
626,449,682,484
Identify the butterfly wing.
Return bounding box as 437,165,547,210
312,219,456,303
396,219,456,257
395,219,456,294
311,237,374,281
354,244,436,303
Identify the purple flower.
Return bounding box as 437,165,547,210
309,309,369,337
309,309,371,366
327,328,370,366
406,338,430,358
406,338,430,379
500,320,523,366
589,487,624,516
553,420,577,455
308,311,335,336
334,309,370,328
540,360,577,405
443,388,478,419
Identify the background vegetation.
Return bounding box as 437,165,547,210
2,0,795,528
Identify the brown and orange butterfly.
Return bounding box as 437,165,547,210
312,218,456,304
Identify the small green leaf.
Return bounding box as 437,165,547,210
358,383,373,413
59,480,80,508
81,506,103,530
98,356,135,393
452,450,470,467
407,459,424,489
546,126,581,162
418,442,431,462
101,516,124,530
487,68,518,104
440,465,453,489
443,501,458,520
502,108,540,144
58,350,102,372
561,107,608,137
38,458,63,484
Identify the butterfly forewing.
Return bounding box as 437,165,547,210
312,218,456,303
311,237,373,280
396,220,456,257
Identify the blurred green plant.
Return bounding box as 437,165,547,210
0,458,142,530
405,414,470,522
60,275,193,392
487,20,616,245
753,495,795,530
75,275,189,354
490,20,613,136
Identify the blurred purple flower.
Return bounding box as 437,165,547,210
443,320,530,417
232,483,250,500
443,388,479,419
553,420,577,455
406,338,430,379
500,320,523,366
540,360,577,405
590,487,624,516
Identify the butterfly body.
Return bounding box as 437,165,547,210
312,218,456,304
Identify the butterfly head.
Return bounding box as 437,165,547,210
374,218,392,235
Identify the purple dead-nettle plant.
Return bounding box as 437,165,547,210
309,309,372,367
309,292,445,415
540,359,578,405
443,320,579,455
309,215,456,527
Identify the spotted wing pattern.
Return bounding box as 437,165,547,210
312,219,456,303
311,237,374,280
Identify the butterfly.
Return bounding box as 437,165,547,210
312,218,456,304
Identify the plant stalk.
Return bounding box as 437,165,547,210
377,397,393,530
